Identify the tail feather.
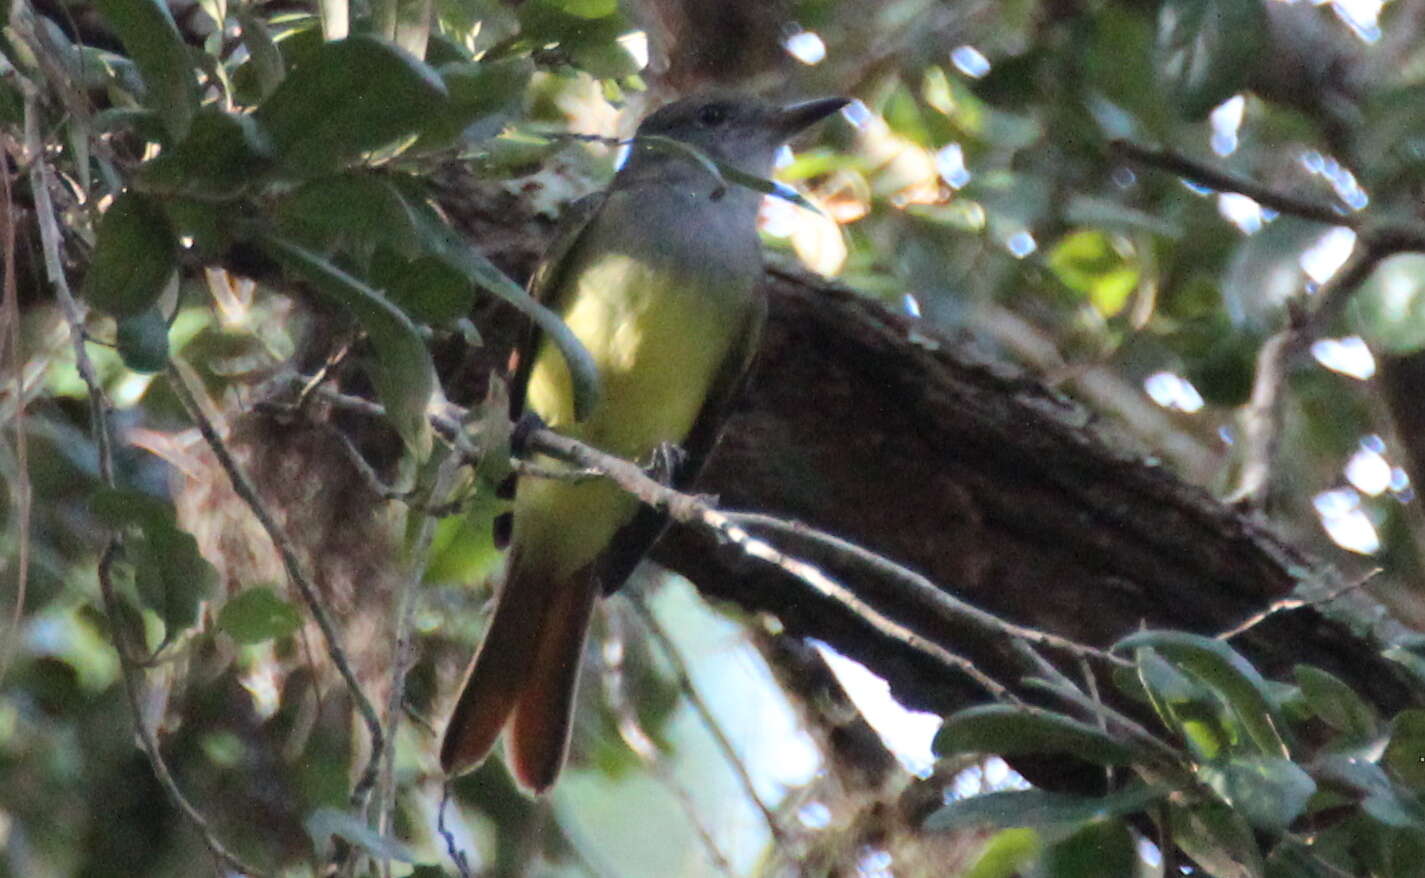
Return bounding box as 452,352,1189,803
440,549,547,777
506,570,599,793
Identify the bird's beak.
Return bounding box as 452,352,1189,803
774,97,851,137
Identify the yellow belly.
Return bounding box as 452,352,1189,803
514,252,751,581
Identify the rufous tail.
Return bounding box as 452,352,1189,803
440,551,598,793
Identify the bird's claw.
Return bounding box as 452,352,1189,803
643,442,687,485
510,410,547,457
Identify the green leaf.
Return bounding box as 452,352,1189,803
92,488,217,634
404,200,600,419
546,0,617,17
255,35,447,176
1156,0,1268,120
933,705,1139,766
1047,228,1141,317
131,524,216,634
305,807,415,862
1042,820,1137,878
961,829,1041,878
1294,665,1380,741
414,58,533,149
217,587,302,644
278,174,424,257
1384,710,1425,791
115,307,170,373
82,191,178,317
260,234,434,451
92,0,198,139
1169,801,1265,878
139,107,274,198
371,252,474,327
1198,755,1316,831
1266,837,1354,878
91,487,177,530
233,7,285,100
1311,752,1397,803
1139,648,1231,760
1116,630,1291,758
923,785,1168,833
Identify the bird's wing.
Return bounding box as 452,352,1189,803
508,191,608,418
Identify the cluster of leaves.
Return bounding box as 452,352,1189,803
4,0,654,873
71,10,606,447
927,630,1425,877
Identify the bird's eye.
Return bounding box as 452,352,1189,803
697,104,729,127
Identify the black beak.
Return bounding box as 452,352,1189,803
775,97,852,137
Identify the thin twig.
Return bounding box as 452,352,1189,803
99,545,266,877
24,86,266,875
525,427,1018,704
0,128,30,685
726,511,1127,669
22,91,111,483
377,451,462,875
437,786,473,878
600,608,736,876
1228,240,1410,505
1010,640,1181,763
627,590,787,843
1110,140,1362,229
289,377,1024,702
1217,567,1382,640
166,364,386,815
320,421,414,502
512,459,603,483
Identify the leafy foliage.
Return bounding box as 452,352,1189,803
927,634,1425,877
11,0,1425,875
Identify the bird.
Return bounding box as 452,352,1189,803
440,93,849,792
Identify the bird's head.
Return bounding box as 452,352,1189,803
628,94,849,180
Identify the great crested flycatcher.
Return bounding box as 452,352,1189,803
440,94,848,792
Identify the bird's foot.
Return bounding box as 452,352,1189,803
510,410,547,457
643,441,688,486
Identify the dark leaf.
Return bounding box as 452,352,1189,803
1135,646,1230,760
260,234,435,451
138,107,274,198
1384,709,1425,791
217,587,302,644
933,705,1139,766
924,785,1168,833
255,35,447,176
404,199,600,419
92,0,198,139
960,829,1041,878
1042,820,1138,878
1169,801,1264,878
131,524,215,634
115,307,170,373
371,252,474,327
1295,664,1380,741
1116,630,1290,757
1198,755,1316,831
82,192,178,318
278,174,424,257
1156,0,1268,120
234,7,285,99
